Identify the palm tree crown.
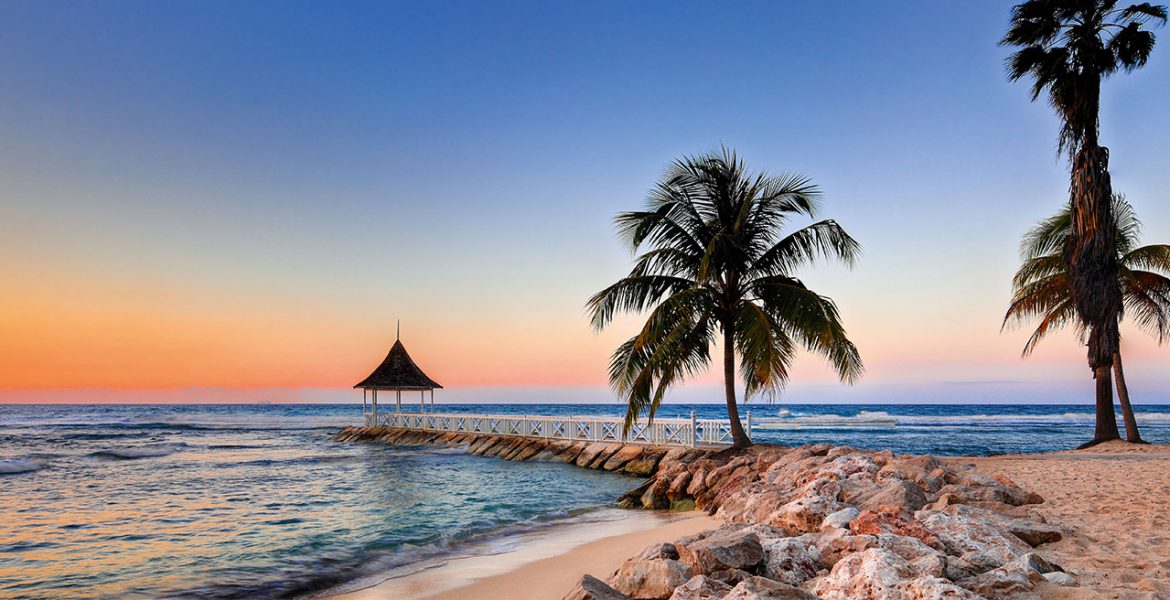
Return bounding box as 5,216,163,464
1002,0,1166,156
1005,195,1170,352
587,149,863,447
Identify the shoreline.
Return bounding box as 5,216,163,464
327,437,1170,600
323,509,719,600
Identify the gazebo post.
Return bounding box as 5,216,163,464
396,389,401,413
420,390,425,414
362,389,367,421
430,389,434,410
372,389,378,424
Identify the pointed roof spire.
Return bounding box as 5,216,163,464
353,335,442,390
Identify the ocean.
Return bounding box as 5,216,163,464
3,402,1170,599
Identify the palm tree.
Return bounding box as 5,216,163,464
1005,195,1170,443
1002,0,1166,445
587,149,863,448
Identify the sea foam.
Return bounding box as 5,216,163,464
0,459,46,475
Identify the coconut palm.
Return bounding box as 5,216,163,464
1001,0,1166,445
587,149,863,448
1005,195,1170,443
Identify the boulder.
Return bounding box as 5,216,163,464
637,543,681,561
766,495,842,534
958,559,1039,600
577,442,612,468
589,443,624,469
605,445,645,471
820,507,860,531
625,451,665,477
667,575,733,600
565,574,633,600
667,471,694,501
918,505,1035,571
722,576,817,599
759,536,819,586
610,559,694,600
677,529,764,574
857,479,928,515
812,548,981,600
849,511,939,548
1043,572,1077,586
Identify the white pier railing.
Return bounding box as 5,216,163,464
363,411,750,448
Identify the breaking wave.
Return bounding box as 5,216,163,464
0,459,45,475
90,446,178,460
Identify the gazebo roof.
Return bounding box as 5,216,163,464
354,339,443,390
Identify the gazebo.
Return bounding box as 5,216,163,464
354,334,442,426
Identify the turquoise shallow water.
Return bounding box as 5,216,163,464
3,402,1170,599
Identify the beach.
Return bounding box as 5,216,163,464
328,511,719,600
969,441,1170,599
327,440,1170,600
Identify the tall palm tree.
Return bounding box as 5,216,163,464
587,149,863,448
1002,0,1166,445
1005,195,1170,443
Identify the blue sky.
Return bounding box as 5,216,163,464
1,1,1168,404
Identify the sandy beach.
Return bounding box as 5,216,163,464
968,441,1170,600
328,442,1170,600
328,511,719,600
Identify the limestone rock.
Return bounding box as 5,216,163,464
565,574,633,600
667,575,733,600
722,576,817,599
625,451,665,477
1042,571,1077,586
812,548,981,600
759,536,819,586
958,559,1038,600
637,543,681,561
820,507,860,531
610,559,694,600
605,445,645,471
677,529,764,575
857,479,928,515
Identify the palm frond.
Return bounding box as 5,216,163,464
750,276,863,384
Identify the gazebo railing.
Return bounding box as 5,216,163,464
362,411,749,448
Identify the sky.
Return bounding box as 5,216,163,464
1,1,1168,405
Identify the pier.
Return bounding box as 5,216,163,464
362,411,751,448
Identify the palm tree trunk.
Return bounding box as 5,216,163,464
1067,141,1122,446
722,321,751,448
1113,351,1144,444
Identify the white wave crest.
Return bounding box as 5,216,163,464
91,446,177,460
0,459,45,475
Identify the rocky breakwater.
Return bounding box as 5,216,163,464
331,426,716,498
572,443,1073,600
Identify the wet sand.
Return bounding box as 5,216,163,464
327,511,719,600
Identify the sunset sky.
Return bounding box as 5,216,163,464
2,1,1168,404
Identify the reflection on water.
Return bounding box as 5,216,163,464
0,405,634,599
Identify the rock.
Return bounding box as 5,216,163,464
588,443,624,469
625,451,665,477
605,445,645,471
722,576,817,599
1005,520,1063,547
707,569,753,586
812,548,982,600
565,574,633,600
814,530,877,569
820,507,860,531
1042,571,1078,586
918,505,1035,571
1021,552,1063,575
636,543,681,561
767,496,842,534
958,559,1038,600
610,559,694,600
677,529,764,574
577,442,612,468
667,471,694,501
849,511,939,548
857,479,928,515
759,536,819,586
686,468,709,497
667,575,733,600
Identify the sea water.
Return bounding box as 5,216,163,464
3,402,1170,599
